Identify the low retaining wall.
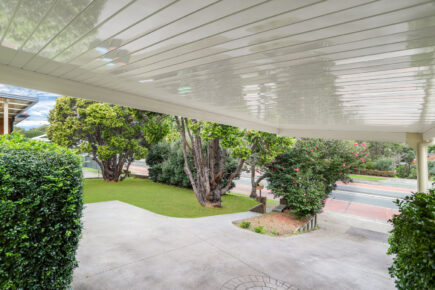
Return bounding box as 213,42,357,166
296,215,317,233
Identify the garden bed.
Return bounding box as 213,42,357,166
234,210,317,236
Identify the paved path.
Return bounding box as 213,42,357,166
72,201,394,290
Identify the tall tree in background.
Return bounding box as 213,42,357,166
245,131,294,198
14,125,48,138
175,117,250,207
48,97,169,182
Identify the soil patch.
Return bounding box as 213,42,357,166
234,210,314,236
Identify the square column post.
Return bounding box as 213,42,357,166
3,98,8,135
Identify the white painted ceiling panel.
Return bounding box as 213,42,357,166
1,0,435,142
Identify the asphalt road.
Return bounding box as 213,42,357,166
235,172,410,210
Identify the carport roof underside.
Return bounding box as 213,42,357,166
0,0,435,142
0,93,38,124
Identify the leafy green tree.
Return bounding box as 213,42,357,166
245,131,294,198
47,97,169,182
175,117,250,207
266,139,364,218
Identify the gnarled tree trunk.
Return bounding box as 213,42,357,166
175,117,245,207
249,161,268,198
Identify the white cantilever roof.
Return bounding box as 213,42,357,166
1,0,435,142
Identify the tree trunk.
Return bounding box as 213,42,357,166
250,162,257,198
175,116,245,208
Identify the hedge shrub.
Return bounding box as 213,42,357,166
354,168,395,177
387,189,435,289
0,134,83,289
375,158,395,171
395,164,411,178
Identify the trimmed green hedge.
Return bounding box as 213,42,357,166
387,189,435,289
0,134,83,289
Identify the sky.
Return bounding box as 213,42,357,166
0,84,59,129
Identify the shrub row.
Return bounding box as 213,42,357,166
0,134,83,289
353,168,395,177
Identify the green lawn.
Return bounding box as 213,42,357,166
84,178,258,218
349,174,386,181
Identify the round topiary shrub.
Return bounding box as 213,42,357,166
0,134,83,289
387,189,435,289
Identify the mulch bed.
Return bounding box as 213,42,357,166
234,210,313,236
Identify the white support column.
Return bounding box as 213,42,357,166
3,98,8,135
406,133,434,193
416,141,429,193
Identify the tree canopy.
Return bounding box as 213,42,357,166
245,130,294,198
48,97,169,181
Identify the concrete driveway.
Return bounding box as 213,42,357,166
72,201,395,290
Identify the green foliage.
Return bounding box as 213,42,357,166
365,161,376,170
375,158,395,171
13,125,48,138
254,225,265,234
147,142,191,188
0,134,83,289
395,164,411,178
428,161,435,177
48,97,169,181
266,138,364,218
195,121,251,159
245,130,294,197
245,130,294,166
147,141,240,189
396,164,417,179
387,189,435,289
408,165,417,179
240,221,251,229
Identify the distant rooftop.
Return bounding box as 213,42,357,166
0,93,38,126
